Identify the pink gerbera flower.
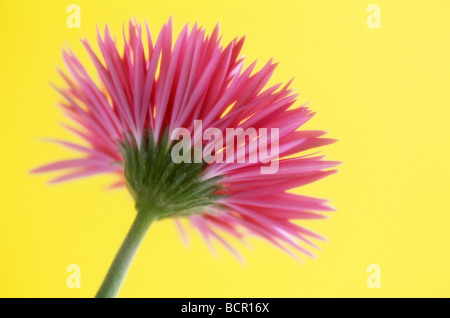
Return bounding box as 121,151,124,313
33,17,339,297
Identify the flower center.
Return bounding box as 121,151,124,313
119,130,226,220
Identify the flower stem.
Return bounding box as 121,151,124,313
95,210,155,298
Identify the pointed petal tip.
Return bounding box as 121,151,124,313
295,256,305,265
236,256,247,266
329,168,339,175
48,80,57,89
213,21,221,31
322,203,337,212
104,181,126,191
181,239,191,248
29,167,40,174
47,179,60,185
314,245,323,251
35,137,53,143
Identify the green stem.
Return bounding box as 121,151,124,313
95,210,155,298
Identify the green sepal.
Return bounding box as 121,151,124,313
118,130,227,220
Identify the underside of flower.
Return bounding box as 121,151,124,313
33,17,340,297
120,130,226,220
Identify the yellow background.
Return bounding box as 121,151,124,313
1,0,449,297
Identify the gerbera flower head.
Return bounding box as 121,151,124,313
33,17,339,263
